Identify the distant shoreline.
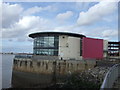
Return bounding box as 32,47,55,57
0,53,15,55
0,53,33,55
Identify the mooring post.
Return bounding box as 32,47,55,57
52,60,57,88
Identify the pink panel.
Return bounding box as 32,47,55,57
82,37,103,59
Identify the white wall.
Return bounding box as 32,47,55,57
59,35,82,60
103,40,108,58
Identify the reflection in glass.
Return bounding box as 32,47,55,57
33,36,59,56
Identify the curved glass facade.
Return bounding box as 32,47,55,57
33,36,59,55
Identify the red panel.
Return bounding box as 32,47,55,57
82,37,103,59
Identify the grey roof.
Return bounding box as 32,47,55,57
29,32,86,38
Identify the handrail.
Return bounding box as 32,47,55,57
15,54,33,58
100,64,120,89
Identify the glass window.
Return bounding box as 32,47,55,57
34,36,59,55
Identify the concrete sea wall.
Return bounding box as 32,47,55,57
12,58,118,88
13,58,96,75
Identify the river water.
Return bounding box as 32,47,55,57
1,54,61,88
1,54,15,89
1,54,102,89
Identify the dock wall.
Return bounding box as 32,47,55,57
13,58,96,75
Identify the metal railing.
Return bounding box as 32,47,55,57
14,54,59,60
100,63,120,89
15,54,33,58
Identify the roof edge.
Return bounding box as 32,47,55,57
29,32,86,38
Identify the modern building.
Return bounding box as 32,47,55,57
108,42,120,58
29,32,119,60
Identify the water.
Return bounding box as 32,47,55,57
1,54,63,88
1,54,15,89
0,54,2,90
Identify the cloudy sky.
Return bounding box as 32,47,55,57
1,1,118,53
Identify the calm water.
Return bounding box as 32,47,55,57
0,54,2,90
1,54,15,89
1,54,63,88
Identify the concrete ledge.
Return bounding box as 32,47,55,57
13,58,96,75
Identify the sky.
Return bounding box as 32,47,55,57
1,1,119,53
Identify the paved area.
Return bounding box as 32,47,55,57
113,77,120,88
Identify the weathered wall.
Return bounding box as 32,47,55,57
59,35,82,60
103,40,108,58
32,55,59,60
13,58,96,75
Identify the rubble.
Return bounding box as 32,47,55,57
59,66,110,88
80,66,109,83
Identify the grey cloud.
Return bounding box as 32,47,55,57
102,30,118,37
77,1,117,26
27,38,33,42
22,5,55,16
2,15,50,42
56,11,74,21
2,3,23,28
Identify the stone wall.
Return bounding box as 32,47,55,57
32,55,59,60
13,58,96,75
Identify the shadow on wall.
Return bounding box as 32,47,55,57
12,59,96,88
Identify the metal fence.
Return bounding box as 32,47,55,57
15,54,33,59
100,63,120,89
14,54,59,60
